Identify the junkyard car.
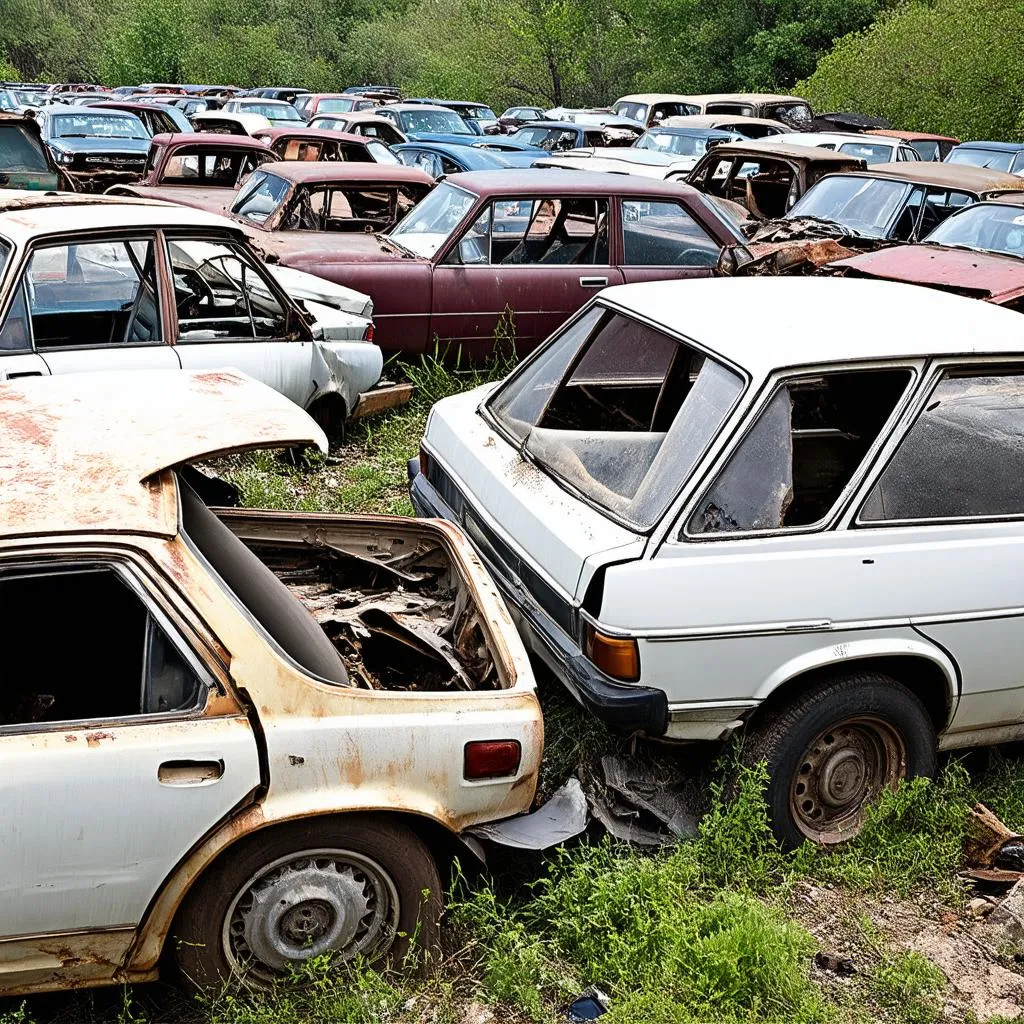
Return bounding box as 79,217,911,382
394,140,536,174
34,104,150,191
498,106,545,132
89,99,193,136
308,112,408,146
407,99,500,135
865,129,960,162
693,93,813,122
293,93,381,120
686,141,867,220
191,111,272,136
828,197,1024,309
253,127,401,165
410,275,1024,847
611,93,703,127
108,132,281,212
0,369,541,995
222,98,305,127
662,114,789,140
0,113,66,191
510,120,642,152
772,132,922,164
946,141,1024,176
633,126,741,171
271,168,749,357
375,103,479,144
0,193,387,430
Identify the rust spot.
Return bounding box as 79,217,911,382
341,757,365,788
64,734,78,743
85,732,115,748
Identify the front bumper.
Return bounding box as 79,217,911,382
409,459,668,735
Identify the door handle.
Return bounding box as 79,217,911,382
158,759,224,786
579,276,608,288
5,371,42,379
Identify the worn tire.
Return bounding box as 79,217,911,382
742,671,937,849
172,815,442,991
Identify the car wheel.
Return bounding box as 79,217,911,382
172,816,441,990
742,670,937,848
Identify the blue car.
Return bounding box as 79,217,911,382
405,98,500,135
375,104,482,146
508,119,641,152
393,140,541,176
946,141,1024,176
34,105,150,189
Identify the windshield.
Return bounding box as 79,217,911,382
317,98,357,114
612,101,648,123
636,130,712,157
787,175,910,237
231,170,290,225
0,125,49,170
513,126,578,152
388,181,476,257
838,141,894,162
53,113,147,140
240,102,303,121
947,147,1015,173
926,203,1024,258
910,140,940,161
399,109,472,135
485,306,744,531
462,106,496,120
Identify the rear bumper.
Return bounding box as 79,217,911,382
409,458,668,735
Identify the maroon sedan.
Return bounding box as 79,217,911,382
264,169,748,358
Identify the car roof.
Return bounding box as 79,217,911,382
151,131,271,150
866,129,960,143
514,121,585,131
234,97,295,107
444,167,708,197
0,370,326,540
255,127,370,145
774,131,906,147
701,140,864,163
697,92,807,104
600,277,1024,379
261,161,434,186
383,103,458,114
842,161,1024,192
953,140,1024,152
615,93,703,104
44,103,142,117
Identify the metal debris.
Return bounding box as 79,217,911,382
468,778,589,850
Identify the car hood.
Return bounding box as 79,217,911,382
250,230,420,266
832,244,1024,301
114,184,232,213
48,136,149,155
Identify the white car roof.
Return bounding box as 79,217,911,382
599,278,1024,379
0,192,240,246
775,132,906,149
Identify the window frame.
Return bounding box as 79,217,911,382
0,557,216,737
619,197,722,268
677,360,920,543
853,359,1024,529
9,231,167,353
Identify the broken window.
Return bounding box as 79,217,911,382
787,176,911,239
860,372,1024,523
621,200,720,267
0,566,204,728
168,237,288,340
232,171,290,225
9,238,161,349
161,147,274,185
486,307,744,530
688,369,911,535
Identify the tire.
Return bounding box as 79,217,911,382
742,670,937,849
172,815,442,991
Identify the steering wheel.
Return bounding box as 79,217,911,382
175,266,216,314
673,248,715,267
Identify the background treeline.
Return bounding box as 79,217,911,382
0,0,1021,140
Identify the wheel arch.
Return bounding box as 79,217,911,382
750,636,958,734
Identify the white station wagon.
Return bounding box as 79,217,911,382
411,277,1024,846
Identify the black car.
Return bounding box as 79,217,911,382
35,105,149,192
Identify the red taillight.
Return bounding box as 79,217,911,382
363,322,374,342
464,739,522,780
419,443,431,479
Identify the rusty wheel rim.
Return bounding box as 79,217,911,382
789,715,907,844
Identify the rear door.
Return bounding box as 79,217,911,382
430,194,623,358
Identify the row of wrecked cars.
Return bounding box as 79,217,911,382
6,84,1024,1001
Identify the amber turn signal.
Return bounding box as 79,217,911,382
464,739,522,780
418,443,432,479
583,622,640,682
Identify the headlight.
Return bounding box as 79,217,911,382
53,150,73,165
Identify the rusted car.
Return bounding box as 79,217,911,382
0,369,541,995
866,129,960,162
693,93,813,122
252,127,401,165
827,197,1024,310
107,133,281,213
0,113,67,191
609,93,703,127
88,99,193,136
662,114,789,139
228,163,434,246
191,111,273,136
0,192,394,431
293,93,381,120
308,112,408,146
271,169,749,358
685,141,866,220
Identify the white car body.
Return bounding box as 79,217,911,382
411,277,1024,753
190,110,272,136
773,132,922,164
0,193,383,425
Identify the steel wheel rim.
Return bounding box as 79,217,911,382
221,847,401,982
789,715,907,844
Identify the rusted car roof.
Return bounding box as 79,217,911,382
149,131,273,152
700,140,866,165
854,162,1024,194
0,371,327,540
263,162,434,187
830,245,1024,304
865,129,960,144
445,168,709,198
253,127,374,148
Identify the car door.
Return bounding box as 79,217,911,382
430,194,623,359
165,232,314,406
0,556,261,990
616,197,726,285
12,234,180,377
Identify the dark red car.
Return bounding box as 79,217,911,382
262,168,749,358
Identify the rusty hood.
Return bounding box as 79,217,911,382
830,244,1024,303
111,184,233,214
0,370,327,539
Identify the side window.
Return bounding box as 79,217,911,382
167,237,288,340
733,159,794,219
891,186,926,241
0,567,204,728
0,284,30,351
860,372,1024,523
621,200,721,267
17,238,161,349
687,369,911,535
919,189,973,236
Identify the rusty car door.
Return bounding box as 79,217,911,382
0,558,261,992
429,196,623,359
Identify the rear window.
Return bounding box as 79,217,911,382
0,125,49,171
485,307,744,530
948,147,1015,173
